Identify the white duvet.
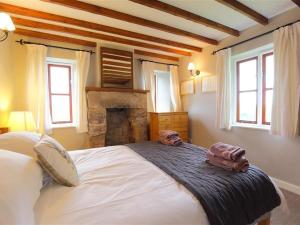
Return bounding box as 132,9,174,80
35,145,284,225
35,145,208,225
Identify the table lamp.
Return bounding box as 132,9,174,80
8,111,37,132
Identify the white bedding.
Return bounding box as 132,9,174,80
35,145,208,225
35,145,284,225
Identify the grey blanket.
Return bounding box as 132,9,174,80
126,142,281,225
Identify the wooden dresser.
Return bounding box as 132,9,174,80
149,112,188,142
0,127,9,134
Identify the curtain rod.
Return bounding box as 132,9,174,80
16,39,95,54
212,20,300,55
138,59,179,66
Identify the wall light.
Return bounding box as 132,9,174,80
188,62,200,77
8,111,37,132
0,12,15,42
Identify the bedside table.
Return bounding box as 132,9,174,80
0,127,9,134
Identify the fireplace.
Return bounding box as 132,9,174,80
105,108,132,146
86,88,148,147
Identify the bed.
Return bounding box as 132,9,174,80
35,145,282,225
0,132,284,225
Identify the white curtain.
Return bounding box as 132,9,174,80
215,48,232,130
142,61,156,112
271,22,300,137
76,51,90,133
169,65,182,112
26,45,51,134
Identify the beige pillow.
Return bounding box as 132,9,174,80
0,132,41,157
34,135,79,187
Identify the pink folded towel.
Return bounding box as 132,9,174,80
159,130,183,146
210,142,246,161
207,151,249,172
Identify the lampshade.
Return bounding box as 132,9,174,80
0,13,15,31
188,62,195,71
8,111,37,132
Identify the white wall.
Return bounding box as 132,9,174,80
179,7,300,187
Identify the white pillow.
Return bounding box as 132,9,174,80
34,135,79,187
0,149,43,225
0,132,41,157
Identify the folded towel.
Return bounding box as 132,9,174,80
160,136,183,146
210,142,246,161
159,130,179,139
159,130,182,146
207,151,249,172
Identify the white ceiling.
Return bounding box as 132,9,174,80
1,0,297,52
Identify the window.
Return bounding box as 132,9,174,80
155,71,172,112
47,59,75,126
262,52,274,125
234,48,274,128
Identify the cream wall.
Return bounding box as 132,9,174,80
179,8,300,187
1,34,96,149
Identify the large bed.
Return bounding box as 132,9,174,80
0,132,284,225
34,145,282,225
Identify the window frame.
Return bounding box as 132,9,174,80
231,45,273,129
262,52,274,125
46,58,76,127
236,56,258,124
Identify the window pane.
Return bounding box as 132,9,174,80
265,90,273,124
156,72,171,112
51,95,71,123
49,66,70,94
238,59,257,91
239,92,257,122
265,54,274,88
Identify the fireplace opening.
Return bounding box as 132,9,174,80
105,108,134,146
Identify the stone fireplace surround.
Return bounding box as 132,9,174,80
86,88,148,147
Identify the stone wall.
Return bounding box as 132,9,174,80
87,90,147,147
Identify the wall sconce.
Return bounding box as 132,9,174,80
188,62,200,77
0,12,15,42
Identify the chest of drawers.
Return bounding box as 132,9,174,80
149,112,188,142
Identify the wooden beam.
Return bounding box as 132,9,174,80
42,0,218,45
216,0,268,25
103,66,132,72
86,87,149,93
291,0,300,7
12,17,192,56
0,2,203,52
134,49,179,62
14,28,96,47
129,0,239,36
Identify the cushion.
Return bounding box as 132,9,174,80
0,132,41,157
34,135,79,187
0,149,43,225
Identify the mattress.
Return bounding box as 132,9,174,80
34,145,284,225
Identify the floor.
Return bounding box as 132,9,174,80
271,189,300,225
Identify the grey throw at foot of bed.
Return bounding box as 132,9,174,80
126,142,281,225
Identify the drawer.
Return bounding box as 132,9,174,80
159,122,172,130
158,115,171,123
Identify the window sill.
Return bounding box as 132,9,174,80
232,123,270,131
51,123,76,129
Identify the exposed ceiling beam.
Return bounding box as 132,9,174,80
129,0,239,37
0,2,202,52
134,49,179,62
42,0,218,45
13,17,191,56
216,0,268,25
14,28,96,47
291,0,300,7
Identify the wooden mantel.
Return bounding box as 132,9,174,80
86,87,149,93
